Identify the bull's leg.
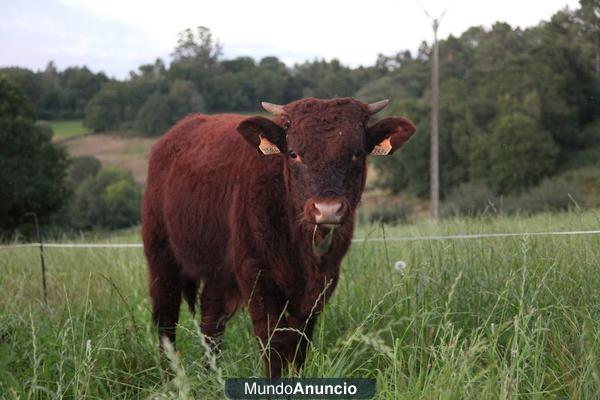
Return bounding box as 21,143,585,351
287,276,339,370
239,274,295,378
248,300,297,378
148,247,182,348
199,280,238,352
287,314,318,370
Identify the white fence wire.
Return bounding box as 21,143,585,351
1,229,599,250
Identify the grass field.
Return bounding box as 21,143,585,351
1,211,599,399
48,120,89,141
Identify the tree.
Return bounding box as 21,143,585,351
252,57,297,104
168,79,205,117
84,82,124,132
294,59,371,99
171,26,222,65
371,99,430,196
169,26,222,109
471,113,559,194
0,75,70,233
132,79,204,136
61,66,109,118
134,92,172,136
576,0,600,77
133,59,167,80
0,67,46,117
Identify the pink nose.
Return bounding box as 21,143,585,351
307,199,348,225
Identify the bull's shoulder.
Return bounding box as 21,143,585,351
147,114,238,169
153,113,249,153
151,114,209,156
147,113,272,183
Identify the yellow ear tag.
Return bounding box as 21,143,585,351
258,135,281,155
370,137,392,155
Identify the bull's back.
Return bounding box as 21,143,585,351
142,113,271,277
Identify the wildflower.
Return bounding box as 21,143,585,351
394,260,407,272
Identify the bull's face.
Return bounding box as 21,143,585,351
238,97,415,228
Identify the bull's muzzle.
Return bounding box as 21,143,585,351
305,198,350,225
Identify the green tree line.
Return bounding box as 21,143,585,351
364,1,599,196
81,27,384,136
0,63,109,120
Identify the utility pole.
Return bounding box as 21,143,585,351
430,18,440,219
417,1,445,219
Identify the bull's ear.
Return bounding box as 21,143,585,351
366,117,416,155
237,116,286,155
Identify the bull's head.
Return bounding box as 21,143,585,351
237,97,415,228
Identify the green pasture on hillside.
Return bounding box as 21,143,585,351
48,120,88,141
1,211,599,399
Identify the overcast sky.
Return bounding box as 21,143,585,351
0,0,580,79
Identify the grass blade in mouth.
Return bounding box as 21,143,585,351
312,225,336,256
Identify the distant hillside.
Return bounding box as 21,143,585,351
64,133,156,186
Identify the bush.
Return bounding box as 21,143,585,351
103,179,142,228
357,197,414,225
505,176,587,214
68,156,102,187
366,203,412,225
442,175,589,217
442,183,500,217
71,168,141,230
558,167,600,208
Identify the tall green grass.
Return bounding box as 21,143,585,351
1,211,599,399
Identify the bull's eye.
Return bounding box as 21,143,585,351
287,150,298,159
352,150,363,161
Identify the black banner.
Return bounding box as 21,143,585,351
224,378,376,399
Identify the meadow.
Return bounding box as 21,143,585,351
48,120,89,142
1,211,599,399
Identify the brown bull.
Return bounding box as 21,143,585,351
142,97,415,377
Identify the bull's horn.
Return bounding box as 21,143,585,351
368,99,389,115
261,102,285,115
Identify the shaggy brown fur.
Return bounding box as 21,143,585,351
142,97,415,377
